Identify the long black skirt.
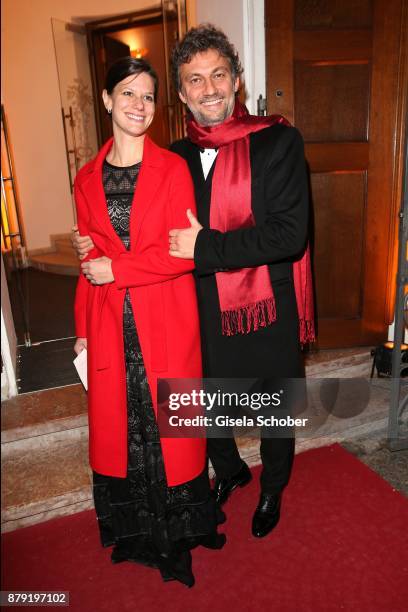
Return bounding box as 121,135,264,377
92,293,225,587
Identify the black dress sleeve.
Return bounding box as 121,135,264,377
193,126,309,273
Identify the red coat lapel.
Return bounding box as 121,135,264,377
79,135,166,253
80,138,125,253
130,136,166,250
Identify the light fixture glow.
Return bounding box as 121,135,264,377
131,48,148,59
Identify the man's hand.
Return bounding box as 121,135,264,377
71,225,94,260
74,337,87,355
169,209,202,259
81,257,114,285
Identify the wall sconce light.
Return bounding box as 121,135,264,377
131,48,148,59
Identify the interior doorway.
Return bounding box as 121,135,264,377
86,4,186,151
52,2,187,194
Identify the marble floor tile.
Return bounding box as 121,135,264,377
2,384,87,431
2,437,91,509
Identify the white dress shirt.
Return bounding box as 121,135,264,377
199,148,218,180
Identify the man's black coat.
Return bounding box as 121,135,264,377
171,123,309,379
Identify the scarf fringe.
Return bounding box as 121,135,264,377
299,318,315,345
221,298,277,336
221,303,315,342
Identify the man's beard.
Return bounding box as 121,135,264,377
189,95,235,126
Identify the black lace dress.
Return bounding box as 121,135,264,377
91,160,225,588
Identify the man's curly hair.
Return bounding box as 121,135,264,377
171,23,243,92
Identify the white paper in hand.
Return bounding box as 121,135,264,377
73,348,88,390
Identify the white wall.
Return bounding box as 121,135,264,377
196,0,245,72
2,0,159,251
243,0,266,115
195,0,265,114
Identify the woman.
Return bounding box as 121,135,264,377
73,57,225,588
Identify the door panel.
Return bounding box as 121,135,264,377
294,30,372,60
51,19,98,191
312,172,366,317
265,0,406,347
294,0,373,29
294,63,370,142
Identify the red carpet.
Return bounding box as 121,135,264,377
2,444,408,611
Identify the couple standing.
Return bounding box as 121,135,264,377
73,24,314,587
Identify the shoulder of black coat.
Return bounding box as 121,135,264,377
250,123,302,153
169,138,192,157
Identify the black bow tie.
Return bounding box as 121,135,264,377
199,147,218,153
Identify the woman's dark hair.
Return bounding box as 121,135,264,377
105,57,159,102
171,24,243,92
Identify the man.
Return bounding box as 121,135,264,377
73,24,314,538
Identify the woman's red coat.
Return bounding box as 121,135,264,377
74,136,205,486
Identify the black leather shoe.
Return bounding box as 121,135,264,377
213,462,252,505
251,493,282,538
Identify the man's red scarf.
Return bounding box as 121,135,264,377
187,100,315,344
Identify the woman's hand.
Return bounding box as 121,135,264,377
74,337,87,355
71,225,94,260
81,256,114,285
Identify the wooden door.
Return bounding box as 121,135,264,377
265,0,407,347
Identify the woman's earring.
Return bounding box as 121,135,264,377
107,108,112,114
